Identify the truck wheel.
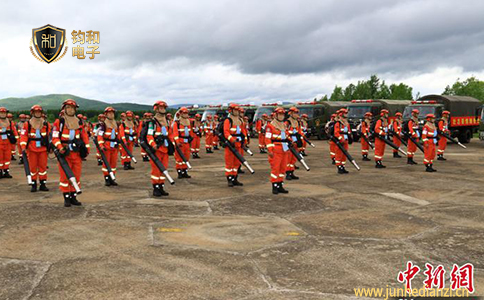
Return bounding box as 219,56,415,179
458,129,472,144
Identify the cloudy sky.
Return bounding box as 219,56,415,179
1,0,483,105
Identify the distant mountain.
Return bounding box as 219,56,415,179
0,94,152,111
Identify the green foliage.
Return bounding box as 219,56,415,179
443,77,484,102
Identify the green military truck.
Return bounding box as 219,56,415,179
347,99,411,140
403,95,481,144
282,101,347,139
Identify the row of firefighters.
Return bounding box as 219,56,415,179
0,100,454,207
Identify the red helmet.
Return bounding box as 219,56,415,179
262,114,268,118
412,109,420,114
364,112,373,117
195,114,201,118
153,101,168,110
7,113,13,118
126,111,134,117
442,110,450,116
274,107,285,114
0,107,8,113
395,112,402,117
302,114,308,118
214,115,219,119
77,114,83,118
239,107,245,113
30,105,43,113
62,99,79,109
179,107,189,114
143,112,150,118
338,108,348,116
120,112,126,118
166,113,172,118
104,107,116,113
83,116,87,120
288,107,299,114
331,113,336,118
426,113,435,119
244,116,249,120
135,115,140,119
207,114,212,119
380,109,389,115
228,103,240,111
98,114,105,120
19,114,26,118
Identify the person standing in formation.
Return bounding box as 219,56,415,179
334,109,351,174
406,109,420,165
97,107,123,186
256,114,268,153
119,111,137,170
285,107,303,180
374,109,389,168
146,101,172,196
360,112,372,161
213,115,220,150
0,108,18,178
422,114,438,172
140,112,152,162
264,107,289,194
172,107,193,179
223,104,245,187
326,113,338,165
191,113,202,159
391,112,403,158
94,114,106,166
437,110,450,161
204,114,214,153
299,114,309,156
20,105,51,192
51,99,90,207
16,114,27,164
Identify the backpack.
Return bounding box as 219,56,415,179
26,120,50,147
402,119,411,133
139,119,174,155
58,118,88,158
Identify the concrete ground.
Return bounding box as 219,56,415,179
0,138,483,299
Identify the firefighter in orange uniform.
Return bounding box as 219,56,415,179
119,111,137,170
20,105,51,192
256,114,268,153
17,114,27,164
437,110,450,161
285,107,303,180
213,115,220,150
0,108,18,178
97,107,124,186
422,114,438,172
406,109,420,165
204,114,214,153
223,104,245,187
140,113,152,161
325,113,338,164
391,112,403,158
51,99,90,207
7,113,18,161
172,107,193,179
93,114,106,165
265,107,290,194
191,114,202,159
334,109,351,174
360,112,372,161
146,101,172,196
374,109,389,168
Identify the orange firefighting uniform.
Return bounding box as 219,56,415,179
223,117,245,177
119,121,137,165
97,122,124,177
285,119,303,172
407,119,420,158
255,119,266,150
391,120,402,154
360,121,370,156
146,119,173,185
94,122,103,161
16,120,26,158
138,120,148,159
437,119,449,156
422,123,437,166
212,120,220,147
300,119,308,152
264,123,289,183
0,121,17,172
204,120,214,150
172,120,193,170
326,120,337,161
334,120,350,166
374,118,388,162
20,120,51,181
190,119,202,155
52,118,90,192
10,120,18,157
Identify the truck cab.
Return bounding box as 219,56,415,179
201,105,222,122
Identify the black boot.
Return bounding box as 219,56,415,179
289,171,299,180
237,166,245,174
272,183,279,194
159,184,169,196
214,145,219,150
437,154,446,161
124,162,130,170
430,164,437,172
97,159,103,166
182,170,191,178
70,192,82,206
153,184,162,197
19,157,24,165
3,169,12,178
227,176,234,187
128,162,135,170
425,164,433,172
31,181,38,192
0,170,3,178
362,155,371,161
285,171,292,180
206,148,213,153
177,169,183,179
39,180,49,191
143,156,150,162
63,193,71,207
278,182,289,194
233,175,243,186
375,161,386,168
331,158,336,165
260,149,265,154
104,176,112,186
393,152,402,158
110,177,118,186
